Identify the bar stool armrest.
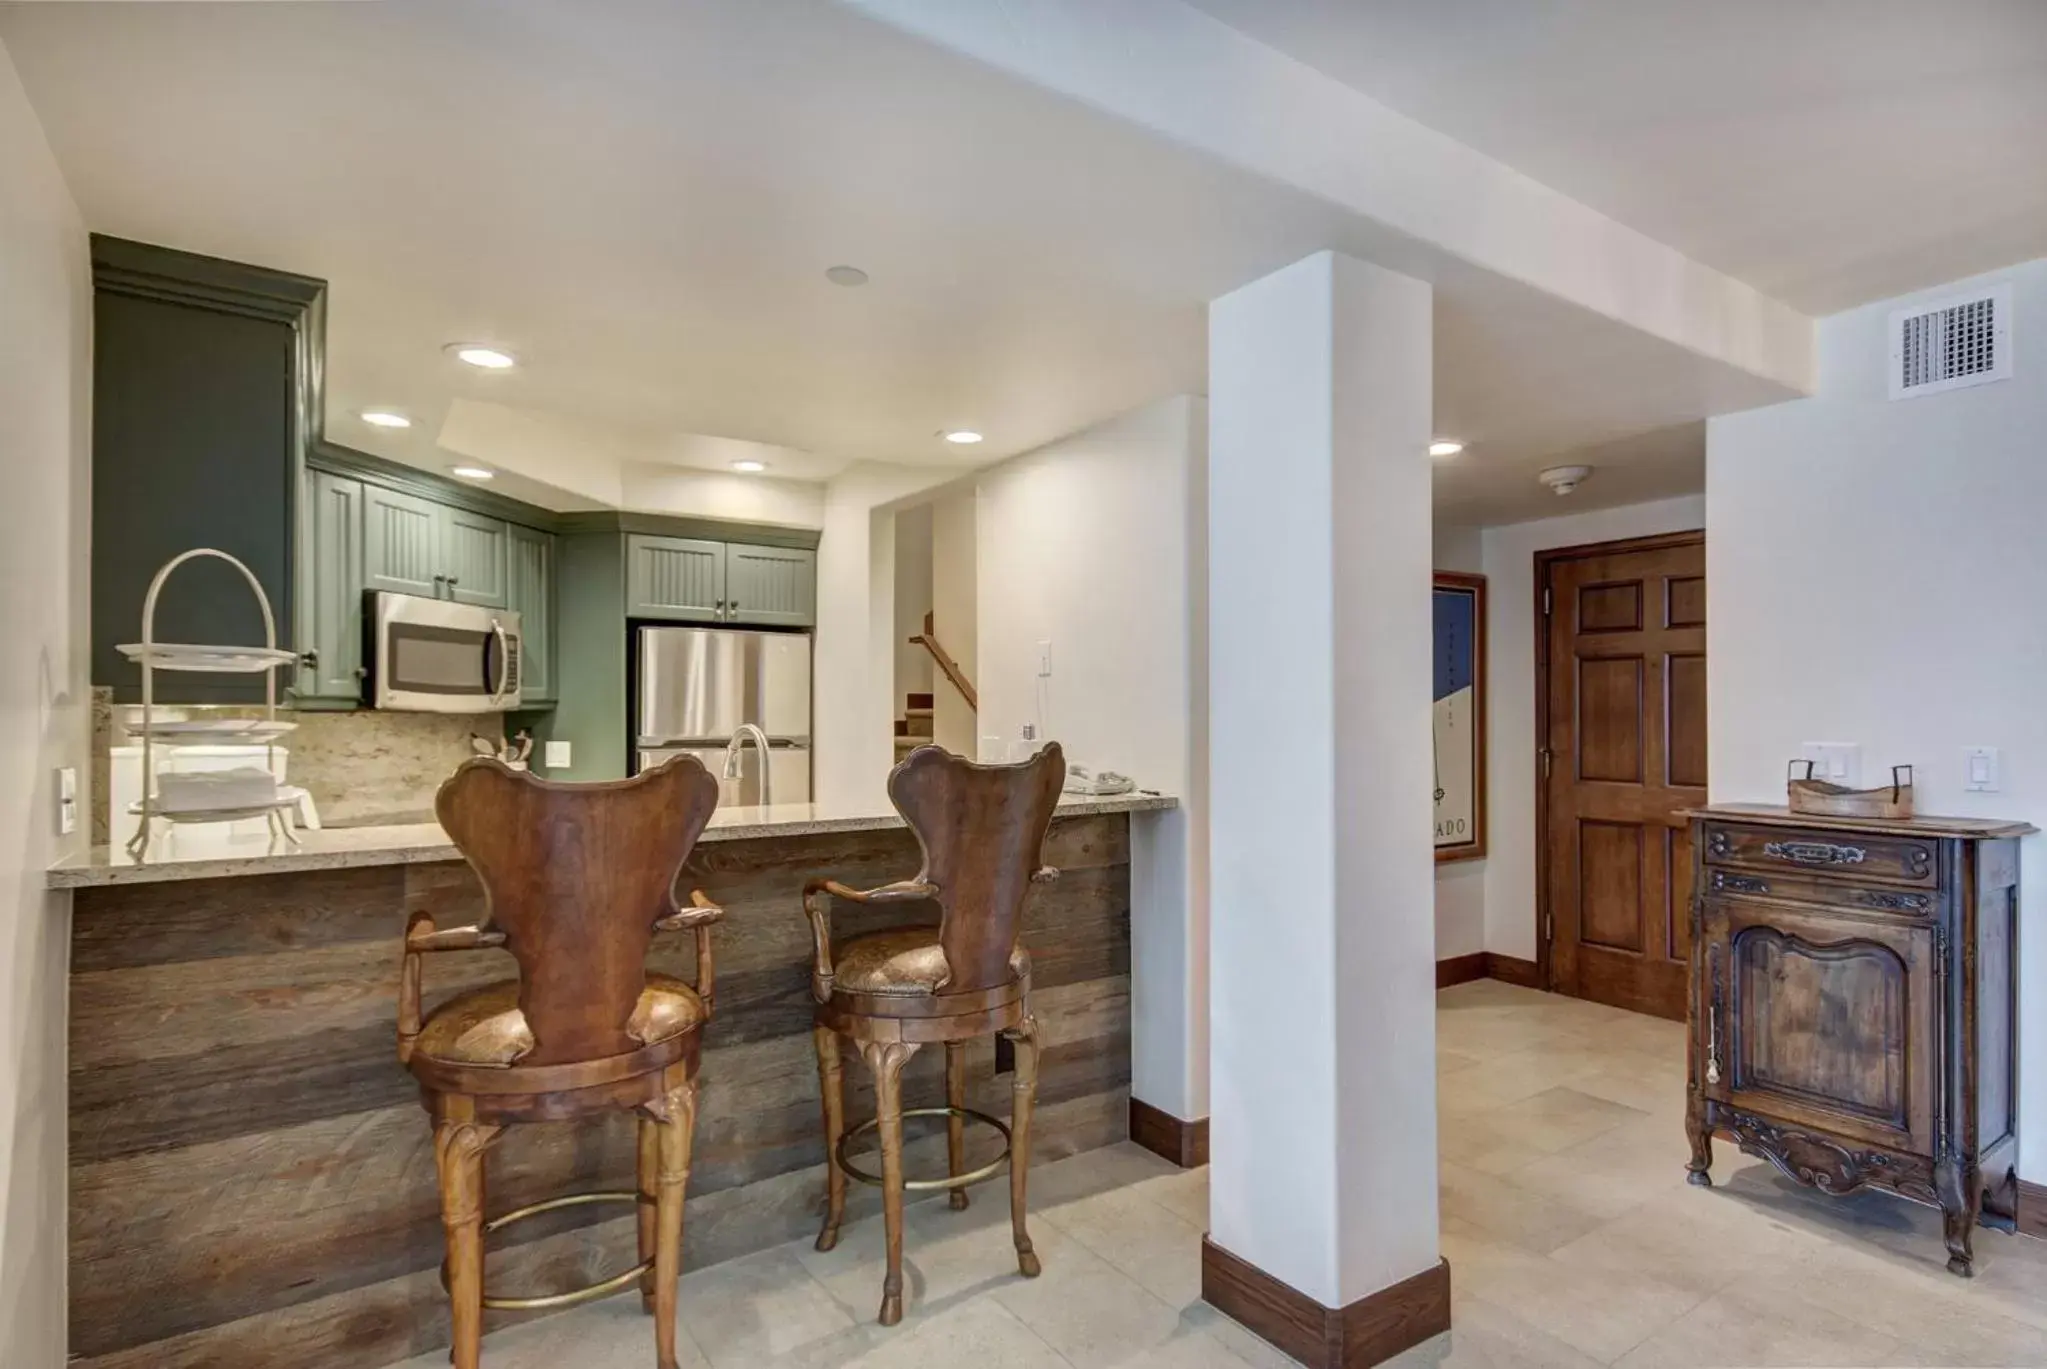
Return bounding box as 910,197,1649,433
799,878,938,1002
657,891,725,1017
1032,866,1060,885
397,910,507,1064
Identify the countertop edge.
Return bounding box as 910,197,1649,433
50,793,1179,890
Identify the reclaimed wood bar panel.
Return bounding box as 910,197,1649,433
69,814,1134,1369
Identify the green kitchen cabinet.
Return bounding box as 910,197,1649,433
442,507,509,608
299,469,365,703
626,535,726,622
362,485,444,598
725,543,817,627
507,523,556,702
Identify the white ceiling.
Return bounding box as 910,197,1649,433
1187,0,2047,316
0,0,1870,522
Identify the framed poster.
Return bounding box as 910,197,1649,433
1433,572,1487,862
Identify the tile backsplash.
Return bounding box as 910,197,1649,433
94,687,505,838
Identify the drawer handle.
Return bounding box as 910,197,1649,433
1711,871,1770,895
1853,889,1931,913
1763,840,1866,867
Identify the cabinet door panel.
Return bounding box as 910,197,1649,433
627,535,724,622
442,508,509,608
1706,899,1935,1152
507,525,554,701
725,544,817,627
363,486,443,598
301,470,364,701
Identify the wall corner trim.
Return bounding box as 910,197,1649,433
1200,1240,1450,1368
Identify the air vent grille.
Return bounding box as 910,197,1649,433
1889,284,2012,399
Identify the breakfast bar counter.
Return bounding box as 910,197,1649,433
55,792,1173,1369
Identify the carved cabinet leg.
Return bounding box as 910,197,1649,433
1685,1099,1714,1188
1006,1017,1043,1278
862,1039,921,1326
946,1041,970,1212
1935,1158,1980,1278
433,1119,500,1369
813,1025,848,1252
646,1080,700,1369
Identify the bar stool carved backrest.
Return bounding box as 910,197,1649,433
802,742,1067,1325
398,756,724,1369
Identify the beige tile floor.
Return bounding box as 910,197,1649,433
401,979,2047,1369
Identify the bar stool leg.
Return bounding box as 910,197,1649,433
433,1118,499,1369
637,1114,660,1312
813,1026,847,1251
945,1042,970,1211
1007,1018,1042,1277
650,1079,699,1369
863,1040,921,1326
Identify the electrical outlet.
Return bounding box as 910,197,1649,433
1964,746,2001,793
1799,742,1862,788
544,740,572,770
56,766,77,836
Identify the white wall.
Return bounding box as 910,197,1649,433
892,503,933,704
618,463,826,528
1433,523,1486,960
929,492,977,755
0,37,91,1368
974,395,1209,1119
1480,494,1707,960
1708,259,2047,1179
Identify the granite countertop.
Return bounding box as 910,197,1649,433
48,791,1179,889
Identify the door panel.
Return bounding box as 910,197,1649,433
726,544,818,627
363,485,442,598
442,508,509,608
628,535,725,622
1544,534,1705,1020
1704,898,1934,1152
301,470,364,702
507,525,554,702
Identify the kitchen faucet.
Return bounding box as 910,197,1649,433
722,723,773,806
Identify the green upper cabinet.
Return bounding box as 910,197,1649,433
627,535,726,622
442,507,509,608
726,543,817,627
507,524,555,702
300,469,365,702
363,485,443,597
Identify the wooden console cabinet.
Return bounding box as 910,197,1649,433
1682,804,2033,1275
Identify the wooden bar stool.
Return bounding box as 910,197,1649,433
802,742,1065,1326
397,756,724,1369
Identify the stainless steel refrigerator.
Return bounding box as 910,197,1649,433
634,626,812,806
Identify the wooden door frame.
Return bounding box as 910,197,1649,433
1531,528,1705,994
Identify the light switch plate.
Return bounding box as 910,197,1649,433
1036,640,1053,678
1964,746,2001,793
56,766,77,836
544,740,572,770
1800,742,1862,788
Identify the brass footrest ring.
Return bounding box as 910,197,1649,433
445,1190,655,1312
834,1105,1012,1191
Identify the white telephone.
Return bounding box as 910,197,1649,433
1063,763,1135,797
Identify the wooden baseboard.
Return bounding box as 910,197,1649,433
1482,953,1543,989
1201,1239,1450,1368
1129,1097,1209,1168
2018,1179,2047,1241
1434,953,1487,989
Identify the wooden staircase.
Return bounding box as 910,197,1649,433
893,692,934,759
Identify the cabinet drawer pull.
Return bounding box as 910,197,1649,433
1853,889,1931,913
1712,871,1770,895
1763,840,1866,867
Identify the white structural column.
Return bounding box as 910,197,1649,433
1206,252,1443,1354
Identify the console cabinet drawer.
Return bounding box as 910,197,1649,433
1702,866,1939,919
1702,821,1937,888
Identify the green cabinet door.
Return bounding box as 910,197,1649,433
363,485,443,597
725,543,817,627
300,469,365,702
507,524,555,702
442,507,509,608
626,535,726,621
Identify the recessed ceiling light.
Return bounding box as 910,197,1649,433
1429,439,1465,458
825,265,869,287
944,430,984,445
446,344,517,370
731,459,768,473
360,410,412,429
449,464,496,481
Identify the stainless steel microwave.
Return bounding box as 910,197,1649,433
367,592,521,713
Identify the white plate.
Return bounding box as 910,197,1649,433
137,719,297,741
117,643,301,673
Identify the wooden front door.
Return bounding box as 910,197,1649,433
1540,533,1706,1019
